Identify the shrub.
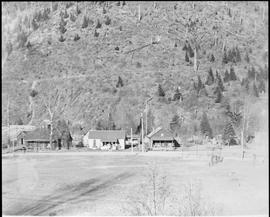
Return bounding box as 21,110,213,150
59,35,65,42
96,19,102,28
105,16,111,25
136,62,142,68
157,84,165,97
30,89,38,97
103,7,106,14
74,34,80,41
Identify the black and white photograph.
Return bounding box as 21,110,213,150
2,1,268,216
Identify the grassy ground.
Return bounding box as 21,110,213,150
2,148,268,216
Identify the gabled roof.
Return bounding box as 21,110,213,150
147,126,162,138
22,126,64,142
147,127,174,141
23,128,51,141
87,130,126,141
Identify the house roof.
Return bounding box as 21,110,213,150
22,127,58,142
147,127,174,141
87,130,126,141
2,125,36,143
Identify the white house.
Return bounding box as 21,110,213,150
83,130,126,150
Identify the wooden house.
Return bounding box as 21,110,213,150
2,125,36,148
147,127,180,150
83,130,126,150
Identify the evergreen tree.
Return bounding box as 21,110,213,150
235,46,241,62
197,75,204,91
244,52,250,63
104,16,111,25
187,43,194,57
210,53,215,62
252,82,259,97
216,71,225,91
223,69,230,83
116,76,124,88
205,67,214,85
170,114,180,134
182,43,187,51
157,84,165,97
94,30,99,37
63,9,69,18
59,22,67,34
215,87,223,103
248,66,256,80
245,80,250,93
185,51,189,62
60,16,67,26
31,18,39,30
70,13,76,22
76,4,81,15
173,88,183,101
226,49,231,63
222,50,228,64
229,66,237,81
258,80,266,93
222,121,236,142
26,41,31,49
96,19,102,29
82,16,88,28
200,112,213,138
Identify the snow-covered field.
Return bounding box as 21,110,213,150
2,147,268,216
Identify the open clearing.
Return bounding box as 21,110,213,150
2,149,268,216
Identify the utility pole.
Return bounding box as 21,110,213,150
141,113,144,152
7,95,10,150
145,97,153,138
131,128,133,152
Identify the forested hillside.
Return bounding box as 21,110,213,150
2,1,268,141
